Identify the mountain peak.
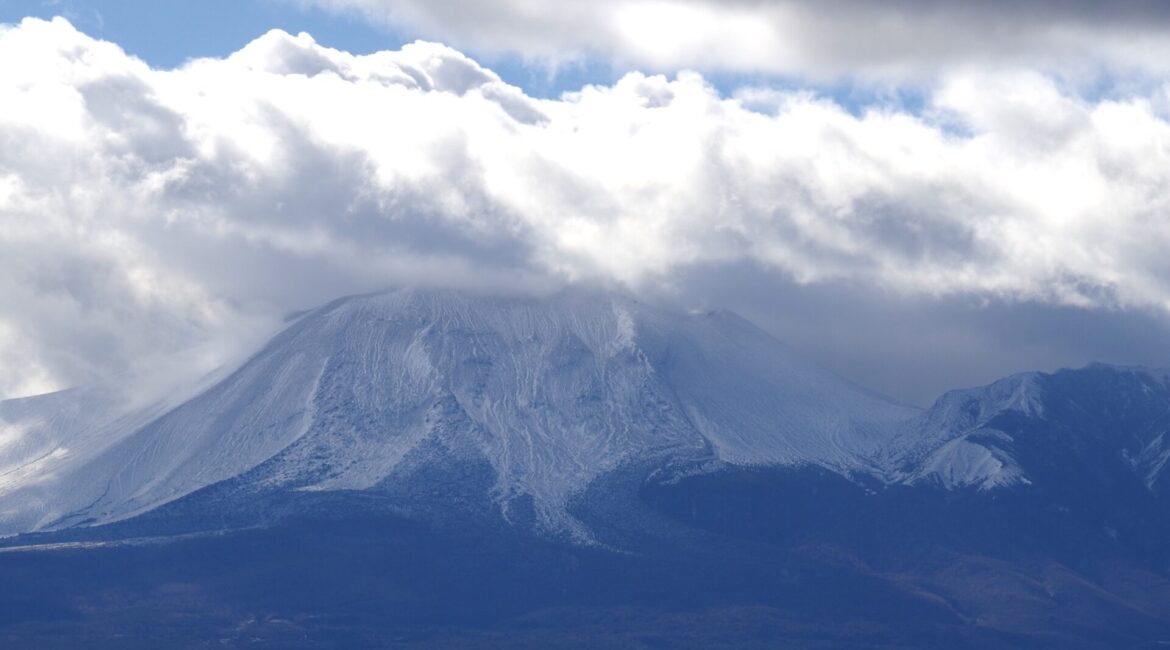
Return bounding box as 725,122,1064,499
5,289,1170,545
0,287,915,539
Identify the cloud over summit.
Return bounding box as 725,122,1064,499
2,16,1170,398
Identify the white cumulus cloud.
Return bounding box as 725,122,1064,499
2,17,1170,398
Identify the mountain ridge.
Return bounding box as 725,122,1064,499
1,287,1168,542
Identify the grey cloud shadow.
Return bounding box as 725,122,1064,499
661,261,1170,407
147,102,542,306
78,74,193,164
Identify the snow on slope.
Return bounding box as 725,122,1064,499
30,289,1164,538
34,291,1170,540
888,373,1044,490
0,288,931,538
897,366,1170,492
0,358,239,532
655,309,915,472
17,289,1169,538
906,432,1028,491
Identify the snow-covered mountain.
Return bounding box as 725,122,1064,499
0,288,919,538
8,289,1170,649
893,365,1170,493
2,288,1170,542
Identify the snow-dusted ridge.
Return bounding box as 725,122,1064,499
886,372,1046,491
0,288,1163,539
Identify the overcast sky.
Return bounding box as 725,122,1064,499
2,1,1170,406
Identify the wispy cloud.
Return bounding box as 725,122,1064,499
291,0,1170,79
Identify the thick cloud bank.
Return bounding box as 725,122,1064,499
2,17,1170,397
299,0,1170,77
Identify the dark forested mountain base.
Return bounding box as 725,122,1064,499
2,462,1170,649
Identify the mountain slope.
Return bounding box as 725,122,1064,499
5,288,1170,543
0,288,917,538
5,291,1170,648
893,365,1170,496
